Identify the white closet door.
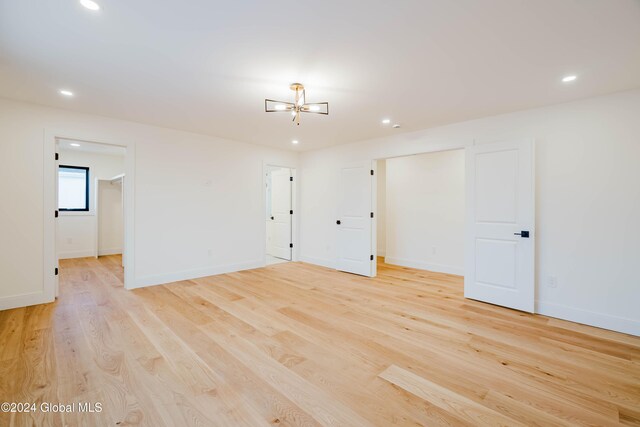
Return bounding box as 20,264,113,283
465,139,535,312
336,160,375,277
271,169,292,260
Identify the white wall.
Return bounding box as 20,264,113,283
376,160,386,256
384,150,465,275
300,89,640,336
98,179,123,256
57,149,125,259
0,97,297,310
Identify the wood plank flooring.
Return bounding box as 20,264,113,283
1,255,639,426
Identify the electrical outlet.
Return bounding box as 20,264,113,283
547,275,558,288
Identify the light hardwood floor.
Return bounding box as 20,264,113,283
1,256,639,426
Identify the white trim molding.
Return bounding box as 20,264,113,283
133,260,263,289
299,255,337,270
44,128,135,292
537,300,640,337
58,250,98,260
0,291,54,311
98,248,123,257
384,257,464,276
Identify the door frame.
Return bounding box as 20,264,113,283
263,162,298,264
371,139,536,312
372,144,468,273
44,129,135,295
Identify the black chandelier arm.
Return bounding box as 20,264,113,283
264,99,296,112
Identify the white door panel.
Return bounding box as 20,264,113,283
54,149,59,297
465,140,535,312
271,169,292,260
475,149,518,223
337,161,374,277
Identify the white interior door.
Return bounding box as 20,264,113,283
54,150,60,297
270,168,292,260
337,160,375,277
465,139,535,312
121,175,125,268
95,178,101,259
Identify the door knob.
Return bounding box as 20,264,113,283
514,231,530,238
336,220,341,225
271,216,274,220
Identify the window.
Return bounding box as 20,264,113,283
58,165,89,211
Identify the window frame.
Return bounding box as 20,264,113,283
58,165,90,212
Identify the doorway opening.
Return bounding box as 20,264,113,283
55,138,127,290
265,165,293,265
368,139,535,313
375,149,466,277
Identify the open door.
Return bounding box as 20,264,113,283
336,160,375,277
54,149,60,298
465,139,535,312
270,168,292,260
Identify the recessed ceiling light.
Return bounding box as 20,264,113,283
80,0,100,11
382,119,391,124
59,89,74,97
562,75,577,83
70,143,81,147
292,140,299,144
392,124,401,129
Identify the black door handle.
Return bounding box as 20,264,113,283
271,216,274,220
514,231,530,238
336,220,341,225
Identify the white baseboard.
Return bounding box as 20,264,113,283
377,250,386,257
58,249,95,259
132,260,264,289
0,291,54,311
98,248,122,256
299,255,337,270
536,300,640,337
384,256,463,276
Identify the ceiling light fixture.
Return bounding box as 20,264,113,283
80,0,100,11
70,143,81,147
382,119,391,124
59,89,74,97
265,83,328,126
292,140,299,145
562,75,577,83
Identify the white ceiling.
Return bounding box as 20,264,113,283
1,1,639,151
58,138,126,156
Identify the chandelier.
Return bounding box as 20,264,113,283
265,83,328,125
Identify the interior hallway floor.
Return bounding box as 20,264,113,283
0,256,639,426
